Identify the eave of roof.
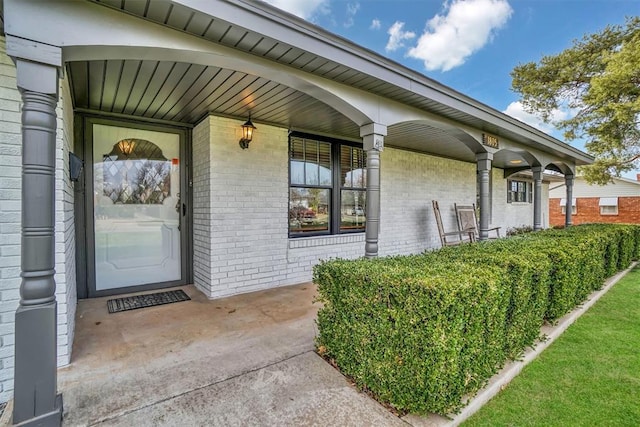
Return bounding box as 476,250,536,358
179,0,591,165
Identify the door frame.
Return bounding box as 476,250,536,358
75,115,193,298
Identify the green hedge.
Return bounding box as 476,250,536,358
314,224,640,415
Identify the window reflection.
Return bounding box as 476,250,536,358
289,188,330,234
340,190,366,231
341,147,366,188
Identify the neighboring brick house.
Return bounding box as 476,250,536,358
549,175,640,226
1,1,591,422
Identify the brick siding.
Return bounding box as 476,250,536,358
550,197,640,226
54,74,76,368
0,36,21,403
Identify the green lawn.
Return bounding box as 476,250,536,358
464,265,640,427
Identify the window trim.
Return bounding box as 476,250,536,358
600,205,618,215
288,132,366,238
599,197,619,215
507,179,532,203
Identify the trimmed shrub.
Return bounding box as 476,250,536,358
316,258,507,414
432,241,551,358
314,224,640,415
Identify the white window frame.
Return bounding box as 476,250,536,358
599,197,618,215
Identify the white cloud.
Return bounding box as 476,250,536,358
407,0,513,72
386,21,416,52
370,19,381,30
344,2,360,28
503,101,569,134
262,0,330,20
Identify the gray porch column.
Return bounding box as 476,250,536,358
10,47,63,425
532,166,543,231
361,123,387,258
565,173,574,227
476,152,493,241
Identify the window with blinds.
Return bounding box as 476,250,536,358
289,134,366,236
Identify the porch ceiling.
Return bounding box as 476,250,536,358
68,59,490,163
67,59,360,138
385,122,476,163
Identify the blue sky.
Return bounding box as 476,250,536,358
263,0,640,177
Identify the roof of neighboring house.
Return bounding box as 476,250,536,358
549,176,640,198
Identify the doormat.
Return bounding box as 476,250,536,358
107,290,191,314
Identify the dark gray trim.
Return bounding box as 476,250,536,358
73,115,88,299
532,166,543,231
12,57,63,426
360,124,385,257
507,178,534,204
74,107,195,129
184,127,194,290
5,34,61,67
476,153,492,241
287,131,366,238
78,115,191,299
330,142,341,235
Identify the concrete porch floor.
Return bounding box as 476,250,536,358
58,283,406,426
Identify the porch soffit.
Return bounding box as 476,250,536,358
86,0,592,167
67,60,360,138
66,59,481,163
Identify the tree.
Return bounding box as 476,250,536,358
511,17,640,184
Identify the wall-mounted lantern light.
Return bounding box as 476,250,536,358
239,117,257,149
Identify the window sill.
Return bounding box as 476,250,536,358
288,233,365,249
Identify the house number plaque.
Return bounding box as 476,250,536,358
482,133,499,149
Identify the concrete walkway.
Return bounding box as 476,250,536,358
57,284,407,426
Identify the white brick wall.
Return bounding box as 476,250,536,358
379,148,476,255
192,116,542,300
192,116,365,299
192,119,212,296
491,169,550,231
0,36,22,403
0,37,76,403
54,73,76,367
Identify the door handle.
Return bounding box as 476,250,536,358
182,203,186,216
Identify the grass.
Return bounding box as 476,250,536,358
464,265,640,427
